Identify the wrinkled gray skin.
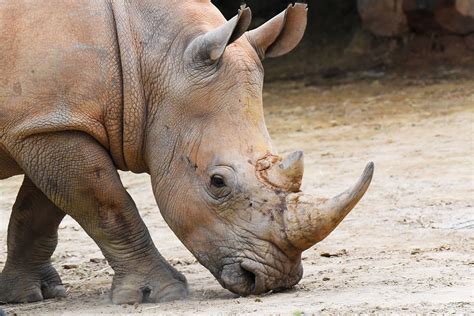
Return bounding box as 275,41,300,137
0,0,373,305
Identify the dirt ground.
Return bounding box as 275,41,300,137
1,67,473,314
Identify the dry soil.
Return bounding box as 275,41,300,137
1,68,473,314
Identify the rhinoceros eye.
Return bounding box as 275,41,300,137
211,175,226,188
206,167,234,201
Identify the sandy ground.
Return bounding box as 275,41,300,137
1,69,473,314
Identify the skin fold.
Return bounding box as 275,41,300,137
0,0,373,304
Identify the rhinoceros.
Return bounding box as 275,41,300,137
0,0,373,304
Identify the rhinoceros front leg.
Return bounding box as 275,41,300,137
8,132,187,304
0,177,66,303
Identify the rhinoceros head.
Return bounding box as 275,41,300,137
144,3,373,296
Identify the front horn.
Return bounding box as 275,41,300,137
284,162,374,251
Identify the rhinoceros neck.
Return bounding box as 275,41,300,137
110,0,194,173
110,0,148,173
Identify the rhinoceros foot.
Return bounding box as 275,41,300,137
0,263,66,303
110,269,188,304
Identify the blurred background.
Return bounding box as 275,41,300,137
213,0,474,82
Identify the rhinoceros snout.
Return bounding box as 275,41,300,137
219,259,302,297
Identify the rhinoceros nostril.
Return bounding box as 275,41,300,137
140,285,152,302
240,264,256,293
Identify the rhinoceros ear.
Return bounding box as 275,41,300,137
247,3,307,60
187,5,252,63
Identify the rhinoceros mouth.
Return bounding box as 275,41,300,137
218,258,302,296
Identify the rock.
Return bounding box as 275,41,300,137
360,0,474,36
358,0,409,37
410,248,421,255
62,264,78,269
456,0,474,17
435,1,474,34
320,249,348,257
